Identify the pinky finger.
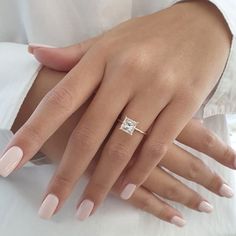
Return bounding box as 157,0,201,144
121,187,186,227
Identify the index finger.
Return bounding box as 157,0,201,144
0,47,105,177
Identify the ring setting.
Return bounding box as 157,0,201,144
118,116,147,136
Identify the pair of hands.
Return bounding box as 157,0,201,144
0,0,234,227
12,67,235,228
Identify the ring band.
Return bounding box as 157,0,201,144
118,116,147,136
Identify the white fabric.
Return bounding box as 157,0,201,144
0,0,236,235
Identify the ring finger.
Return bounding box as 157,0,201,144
76,92,168,220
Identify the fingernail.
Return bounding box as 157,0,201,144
120,183,137,200
0,146,23,177
219,184,234,198
75,199,94,221
198,201,214,213
170,216,186,227
38,194,59,220
28,43,55,54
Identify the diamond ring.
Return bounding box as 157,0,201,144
118,116,147,136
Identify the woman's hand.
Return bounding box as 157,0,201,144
1,0,233,220
12,66,234,227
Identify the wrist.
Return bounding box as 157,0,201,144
172,0,232,42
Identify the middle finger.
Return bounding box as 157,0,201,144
75,91,168,220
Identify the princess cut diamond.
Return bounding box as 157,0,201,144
119,116,138,135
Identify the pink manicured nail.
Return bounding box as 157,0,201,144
120,184,136,200
76,199,94,221
170,216,186,227
198,201,214,213
38,194,59,220
219,184,234,198
28,43,55,54
0,146,23,177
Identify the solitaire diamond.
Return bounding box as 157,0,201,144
119,116,138,135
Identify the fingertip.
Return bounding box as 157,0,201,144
198,201,214,213
28,43,55,54
38,194,59,220
75,199,94,221
170,216,186,227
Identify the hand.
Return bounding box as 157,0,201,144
1,0,233,220
12,67,234,227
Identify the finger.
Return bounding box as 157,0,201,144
142,167,214,213
122,96,199,196
159,144,234,198
123,187,186,227
0,47,106,177
37,69,131,219
77,92,168,220
177,119,236,169
29,37,99,71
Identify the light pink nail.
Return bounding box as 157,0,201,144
76,199,94,221
219,184,234,198
0,146,23,177
28,43,55,54
120,184,137,200
198,201,214,213
38,194,59,220
28,43,55,48
170,216,186,227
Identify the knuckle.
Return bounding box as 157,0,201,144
117,47,149,73
19,124,43,147
139,196,153,211
70,125,97,149
163,186,181,200
106,143,130,164
53,174,73,191
44,87,74,111
187,160,204,180
145,142,168,160
202,131,217,151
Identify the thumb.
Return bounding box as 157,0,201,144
28,37,99,72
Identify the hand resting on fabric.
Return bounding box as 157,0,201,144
11,66,235,227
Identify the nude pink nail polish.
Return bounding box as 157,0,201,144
171,216,186,227
219,184,234,198
120,183,137,200
0,146,23,177
38,194,59,220
198,201,214,213
76,199,94,221
28,43,55,54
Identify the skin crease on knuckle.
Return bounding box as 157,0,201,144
44,86,75,113
70,125,98,152
105,143,131,168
